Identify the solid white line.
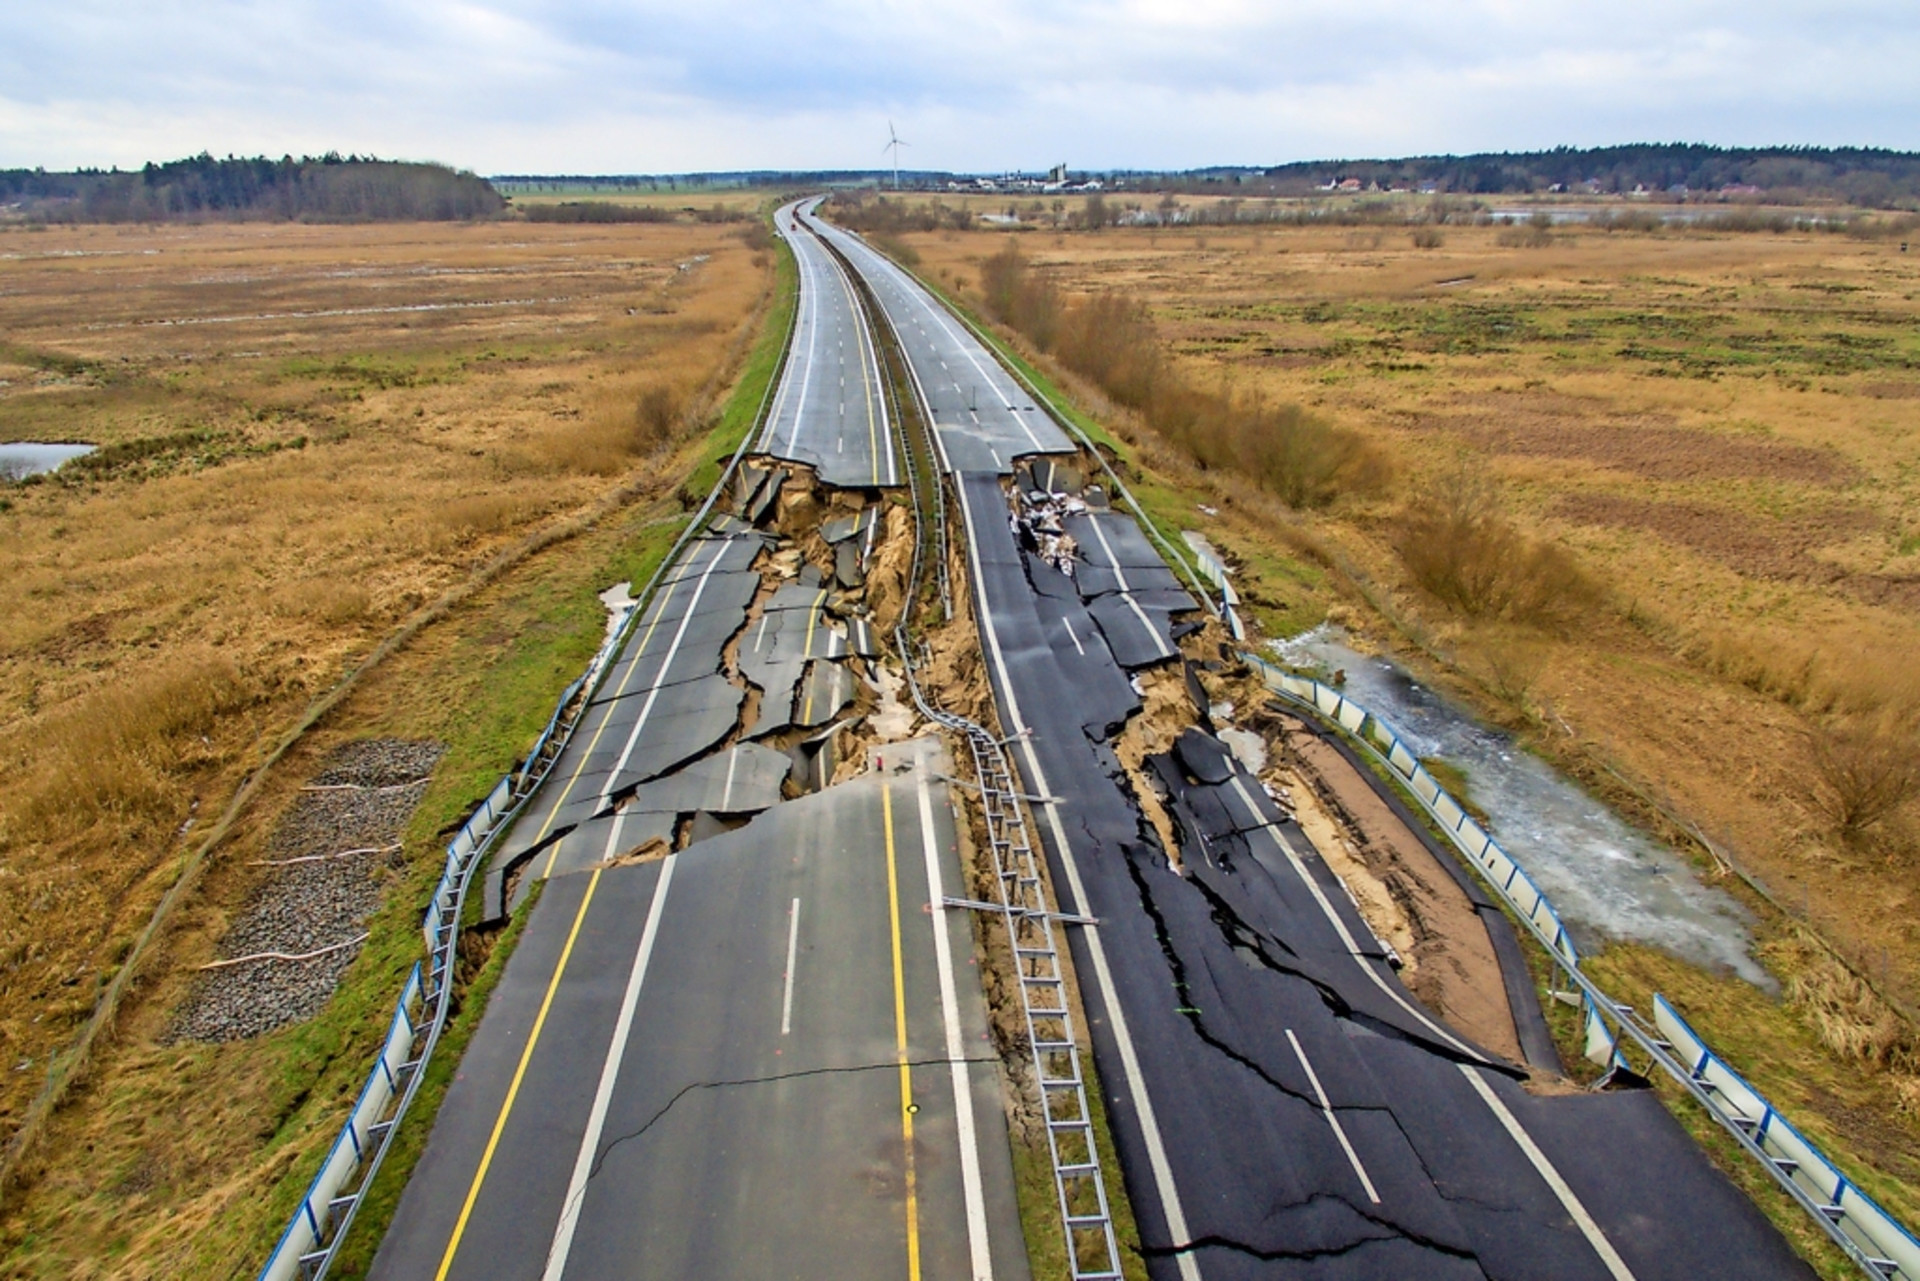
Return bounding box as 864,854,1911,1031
914,751,995,1280
1459,1067,1638,1281
818,220,1053,458
778,222,823,456
950,477,1202,1281
604,540,732,792
1061,616,1086,656
781,896,800,1036
720,748,740,812
1226,776,1487,1063
541,852,679,1281
1085,517,1172,659
1286,1029,1380,1204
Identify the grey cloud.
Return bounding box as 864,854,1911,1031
1,0,1916,171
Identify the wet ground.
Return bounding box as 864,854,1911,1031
1271,626,1767,986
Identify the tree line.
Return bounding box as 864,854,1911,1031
1220,144,1920,207
1,153,504,222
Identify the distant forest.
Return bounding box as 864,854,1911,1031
1236,144,1920,206
0,153,504,222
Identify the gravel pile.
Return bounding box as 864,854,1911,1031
168,739,444,1044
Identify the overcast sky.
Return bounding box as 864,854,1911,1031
4,1,1917,174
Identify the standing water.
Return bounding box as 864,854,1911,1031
1271,626,1768,987
0,442,94,480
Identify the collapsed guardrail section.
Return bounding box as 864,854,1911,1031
1248,652,1920,1280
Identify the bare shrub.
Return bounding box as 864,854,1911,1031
13,655,257,834
1808,724,1920,843
1479,636,1544,712
1409,227,1445,249
634,383,682,449
1398,464,1595,624
870,231,920,267
545,381,684,475
1495,212,1555,248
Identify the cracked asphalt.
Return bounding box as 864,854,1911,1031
372,738,1028,1281
825,208,1814,1280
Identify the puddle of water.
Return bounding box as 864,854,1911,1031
1270,626,1768,987
0,442,94,480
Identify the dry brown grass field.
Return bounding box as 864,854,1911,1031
871,209,1920,1243
0,215,772,1271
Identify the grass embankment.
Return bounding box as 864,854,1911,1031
833,201,1920,1269
0,210,788,1274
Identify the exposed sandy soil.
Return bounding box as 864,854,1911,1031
1264,713,1524,1065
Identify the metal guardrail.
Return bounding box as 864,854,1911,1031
1656,997,1920,1280
864,236,1124,1280
1247,651,1918,1280
1244,654,1622,1068
257,212,803,1281
1183,532,1246,641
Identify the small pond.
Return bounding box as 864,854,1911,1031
0,442,95,480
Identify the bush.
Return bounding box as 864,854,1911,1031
1808,725,1919,843
1495,212,1556,248
1398,464,1594,623
1410,227,1445,249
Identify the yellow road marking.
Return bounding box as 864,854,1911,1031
881,779,922,1281
434,867,605,1280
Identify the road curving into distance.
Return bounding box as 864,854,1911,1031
366,202,1024,1281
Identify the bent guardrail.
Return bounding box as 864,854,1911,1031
1249,650,1917,1279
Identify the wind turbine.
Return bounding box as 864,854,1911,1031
883,121,910,191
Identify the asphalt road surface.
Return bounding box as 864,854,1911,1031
803,203,1073,475
824,213,1811,1281
760,200,902,488
373,738,1029,1281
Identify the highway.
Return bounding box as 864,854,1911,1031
365,197,1812,1281
374,739,1026,1281
815,203,1812,1280
370,200,1027,1281
759,201,901,487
